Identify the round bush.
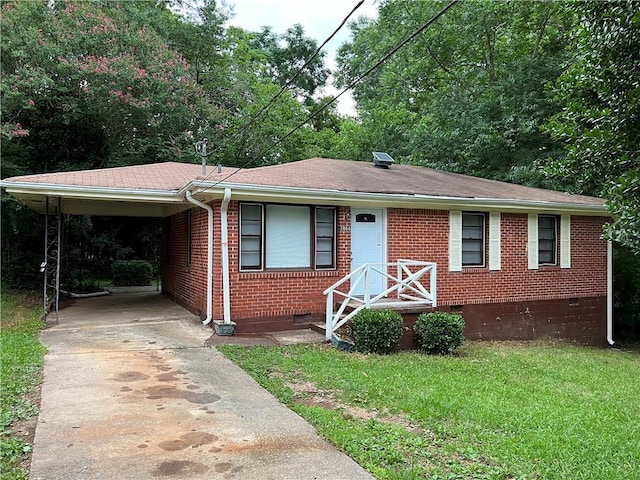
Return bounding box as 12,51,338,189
414,312,464,355
112,260,153,286
351,309,404,354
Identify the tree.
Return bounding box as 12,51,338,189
545,1,640,254
251,24,330,100
0,0,339,289
0,0,220,289
335,0,573,187
0,0,219,174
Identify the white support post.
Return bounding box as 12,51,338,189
326,291,333,340
364,266,370,308
431,264,437,307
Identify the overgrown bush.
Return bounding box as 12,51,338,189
112,260,153,286
351,309,404,354
414,312,464,355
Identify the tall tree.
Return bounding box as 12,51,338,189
545,0,640,254
1,0,218,175
251,24,330,101
0,0,219,288
335,0,572,187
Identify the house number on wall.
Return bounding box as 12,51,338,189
340,226,351,232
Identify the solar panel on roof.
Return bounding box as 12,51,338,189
372,152,394,161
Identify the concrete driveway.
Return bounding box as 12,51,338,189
31,292,374,480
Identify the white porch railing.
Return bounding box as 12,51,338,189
323,260,437,340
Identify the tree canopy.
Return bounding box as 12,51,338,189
545,0,640,254
335,0,572,187
1,0,220,175
0,0,336,288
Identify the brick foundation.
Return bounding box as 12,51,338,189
397,296,607,349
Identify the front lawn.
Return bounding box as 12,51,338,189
220,342,640,480
1,290,47,480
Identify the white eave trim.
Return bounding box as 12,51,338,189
185,181,609,216
2,181,184,203
3,178,609,216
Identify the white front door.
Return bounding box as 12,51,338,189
351,208,385,296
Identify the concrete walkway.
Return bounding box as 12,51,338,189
31,292,374,480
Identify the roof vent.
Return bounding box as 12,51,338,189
372,151,394,169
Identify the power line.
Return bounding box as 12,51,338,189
212,0,365,171
197,0,459,192
235,0,365,138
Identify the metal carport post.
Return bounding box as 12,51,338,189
42,196,62,323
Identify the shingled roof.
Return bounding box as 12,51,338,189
2,158,606,215
227,158,604,207
3,162,238,192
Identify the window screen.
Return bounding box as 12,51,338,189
538,215,557,265
315,208,335,268
462,213,484,266
240,204,262,270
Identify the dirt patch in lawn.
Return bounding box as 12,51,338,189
281,376,423,435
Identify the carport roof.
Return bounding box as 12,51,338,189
1,158,608,216
4,162,238,191
1,162,238,217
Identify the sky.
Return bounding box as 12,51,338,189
225,0,380,115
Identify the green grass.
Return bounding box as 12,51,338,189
1,290,47,480
219,342,640,480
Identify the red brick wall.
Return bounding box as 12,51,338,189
163,203,608,342
217,202,352,323
163,201,352,323
397,297,607,348
161,207,210,317
387,209,608,305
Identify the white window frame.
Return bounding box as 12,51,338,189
461,212,485,267
528,214,569,269
450,211,500,271
239,203,337,272
538,215,558,266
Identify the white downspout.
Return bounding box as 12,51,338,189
607,240,614,345
185,190,213,325
221,188,232,324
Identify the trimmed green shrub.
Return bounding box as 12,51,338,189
112,260,153,286
351,309,404,354
414,312,465,355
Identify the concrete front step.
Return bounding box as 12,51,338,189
309,322,327,335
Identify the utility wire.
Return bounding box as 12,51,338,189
236,0,365,137
213,0,365,171
198,0,459,191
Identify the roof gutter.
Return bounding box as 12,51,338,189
1,181,182,202
185,190,213,325
184,181,609,216
5,179,605,216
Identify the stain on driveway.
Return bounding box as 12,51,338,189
30,293,374,480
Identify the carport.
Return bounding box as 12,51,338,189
1,162,219,323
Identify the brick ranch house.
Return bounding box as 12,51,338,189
2,157,613,346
